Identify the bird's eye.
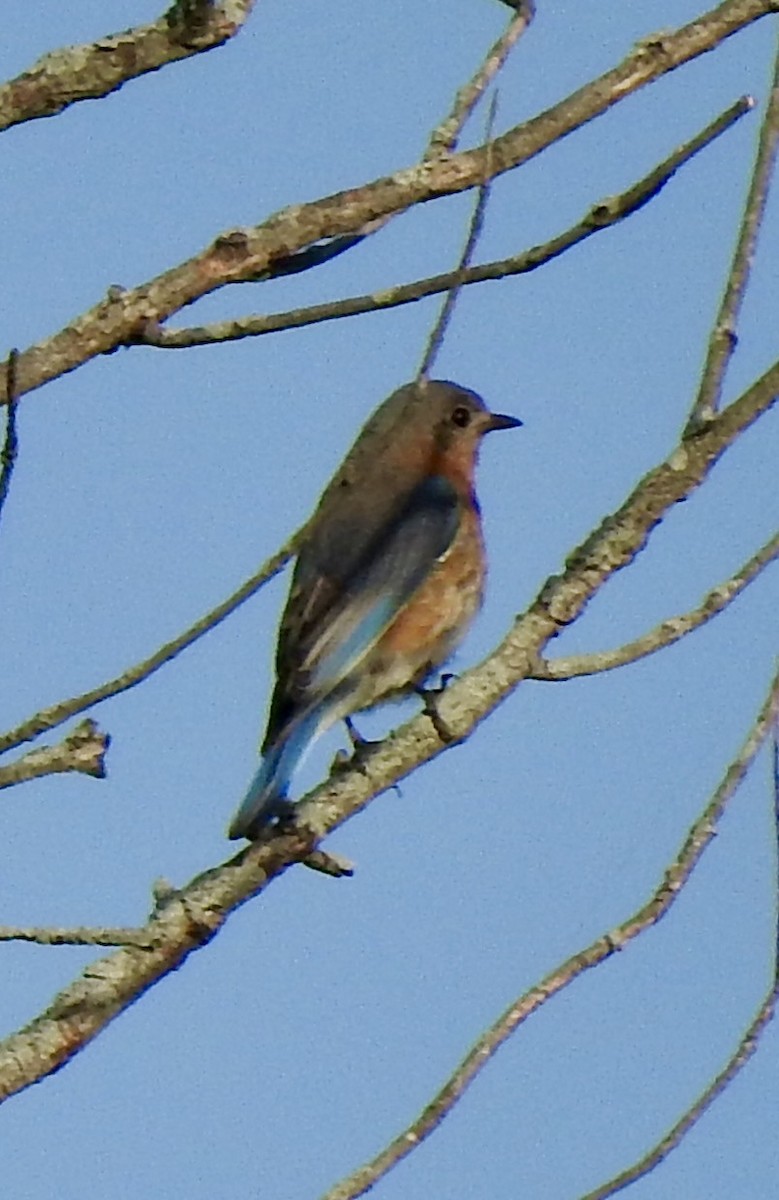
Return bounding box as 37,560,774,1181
451,405,471,428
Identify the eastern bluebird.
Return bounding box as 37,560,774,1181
228,378,521,840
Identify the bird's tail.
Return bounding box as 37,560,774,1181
227,710,321,841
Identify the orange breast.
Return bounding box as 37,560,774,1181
379,501,485,672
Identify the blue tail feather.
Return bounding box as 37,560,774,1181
228,711,321,840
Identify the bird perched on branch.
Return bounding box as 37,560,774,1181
228,378,521,840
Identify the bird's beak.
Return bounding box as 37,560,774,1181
485,411,523,433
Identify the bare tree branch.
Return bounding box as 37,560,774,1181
0,531,302,758
0,0,257,134
0,359,774,1103
581,704,779,1199
0,720,108,789
582,1000,779,1199
531,529,779,681
426,2,535,158
321,666,779,1200
2,0,773,408
0,350,19,523
0,822,317,1102
687,30,779,432
141,94,754,350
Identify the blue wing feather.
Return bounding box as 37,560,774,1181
228,475,462,839
302,475,461,691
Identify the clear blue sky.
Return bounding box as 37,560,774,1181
0,3,777,1198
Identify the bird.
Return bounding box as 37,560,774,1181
228,378,521,840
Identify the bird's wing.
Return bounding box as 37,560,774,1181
264,474,461,745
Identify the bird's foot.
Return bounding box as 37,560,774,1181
270,797,297,828
416,675,458,744
240,797,297,842
344,715,383,752
330,717,383,778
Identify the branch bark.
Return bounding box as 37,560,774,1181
0,1,257,133
0,925,152,948
0,720,108,789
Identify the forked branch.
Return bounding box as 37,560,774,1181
126,96,756,350
531,529,779,681
2,0,774,407
687,31,779,431
0,720,108,789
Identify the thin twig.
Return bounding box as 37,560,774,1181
276,10,535,306
0,719,108,789
142,96,753,351
282,5,534,319
321,668,779,1200
0,350,19,523
686,35,779,433
583,994,778,1199
531,529,779,680
581,689,779,1199
0,530,302,758
418,95,499,378
0,925,153,948
303,849,355,878
425,2,534,159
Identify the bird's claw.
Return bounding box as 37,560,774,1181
416,676,458,744
328,718,384,780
